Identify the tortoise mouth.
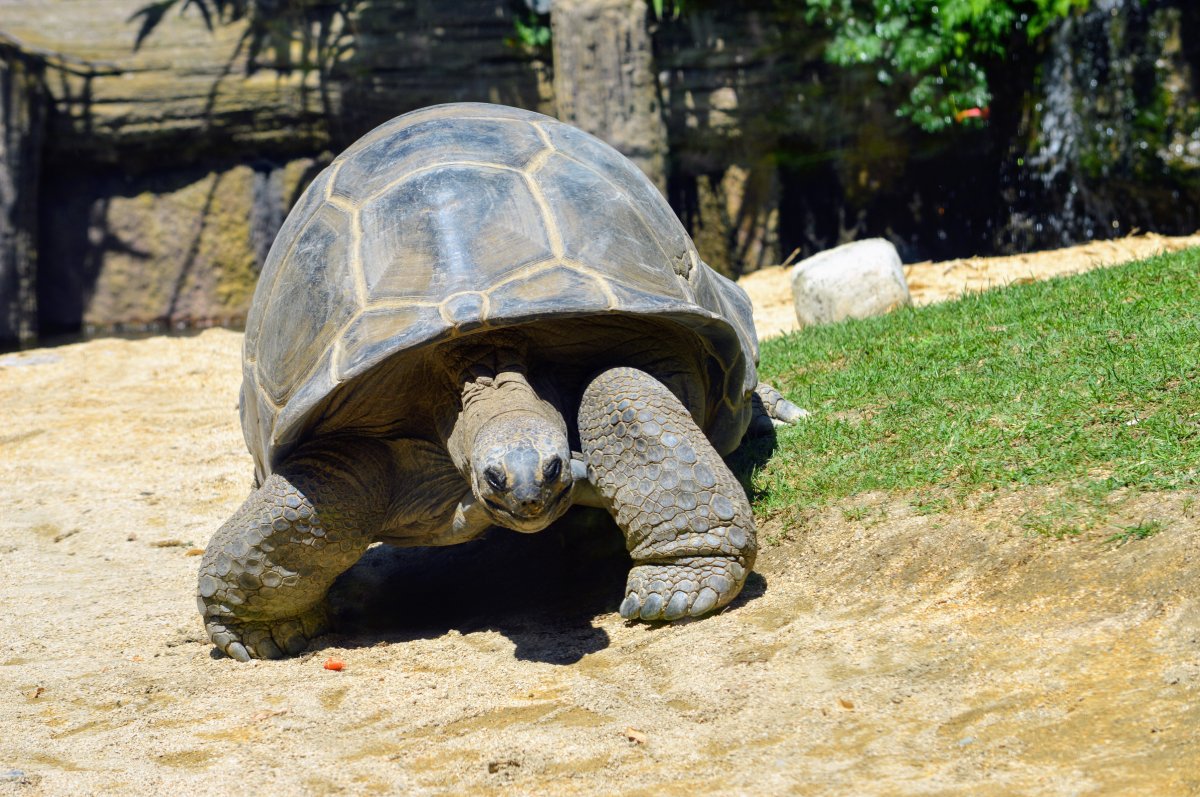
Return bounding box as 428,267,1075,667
483,485,571,532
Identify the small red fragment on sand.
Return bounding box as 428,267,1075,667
838,697,855,710
323,658,344,671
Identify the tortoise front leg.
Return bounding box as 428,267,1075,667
197,439,392,661
578,367,756,621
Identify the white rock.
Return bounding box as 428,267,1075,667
790,238,911,328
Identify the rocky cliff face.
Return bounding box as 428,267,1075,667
0,40,46,345
3,0,552,342
0,0,1197,345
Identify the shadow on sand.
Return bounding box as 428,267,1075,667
323,506,771,664
324,508,629,664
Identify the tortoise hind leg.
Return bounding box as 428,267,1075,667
578,367,756,621
748,381,807,436
198,439,392,661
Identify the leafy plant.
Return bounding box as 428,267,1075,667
651,0,687,19
800,0,1092,132
508,11,551,53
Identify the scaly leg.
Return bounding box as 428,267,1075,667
748,381,808,435
197,439,393,661
579,367,756,621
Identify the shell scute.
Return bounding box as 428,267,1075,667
487,264,615,320
541,122,696,277
334,304,444,379
534,154,681,300
244,167,333,362
331,117,548,205
358,165,556,305
257,203,359,405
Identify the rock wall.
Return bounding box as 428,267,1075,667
0,0,1197,345
2,0,552,342
0,40,45,345
37,157,320,334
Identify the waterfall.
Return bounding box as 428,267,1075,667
1009,0,1199,249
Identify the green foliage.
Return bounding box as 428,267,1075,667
651,0,687,19
801,0,1091,131
747,246,1200,518
1105,519,1165,546
509,12,551,53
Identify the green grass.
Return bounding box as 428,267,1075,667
1105,519,1166,547
744,246,1200,520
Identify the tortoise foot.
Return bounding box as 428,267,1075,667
619,556,749,621
748,382,808,436
204,604,329,662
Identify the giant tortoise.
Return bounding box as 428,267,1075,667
198,102,803,661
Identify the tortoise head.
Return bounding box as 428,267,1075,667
470,412,573,533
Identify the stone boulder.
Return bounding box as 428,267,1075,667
790,238,910,328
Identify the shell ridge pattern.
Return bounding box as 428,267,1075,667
254,163,344,344
337,112,543,164
363,160,530,206
348,208,367,305
270,348,339,453
429,181,485,296
248,103,759,475
272,309,360,415
555,258,622,310
559,252,691,310
490,256,620,311
522,147,556,180
528,120,555,150
362,298,443,313
246,161,342,365
547,150,680,274
246,191,342,411
438,290,492,328
362,257,624,315
519,172,565,260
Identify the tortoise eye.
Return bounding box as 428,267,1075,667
484,465,507,491
542,457,562,481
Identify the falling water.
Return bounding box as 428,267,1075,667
1008,0,1199,249
1024,3,1090,245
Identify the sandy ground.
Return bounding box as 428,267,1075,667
742,231,1200,339
2,237,1199,795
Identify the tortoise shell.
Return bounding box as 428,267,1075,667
240,103,759,479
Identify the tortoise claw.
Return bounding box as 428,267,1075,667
203,604,328,661
621,559,746,622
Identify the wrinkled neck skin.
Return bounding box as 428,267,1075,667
443,341,574,532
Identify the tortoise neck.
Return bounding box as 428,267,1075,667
443,351,565,474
